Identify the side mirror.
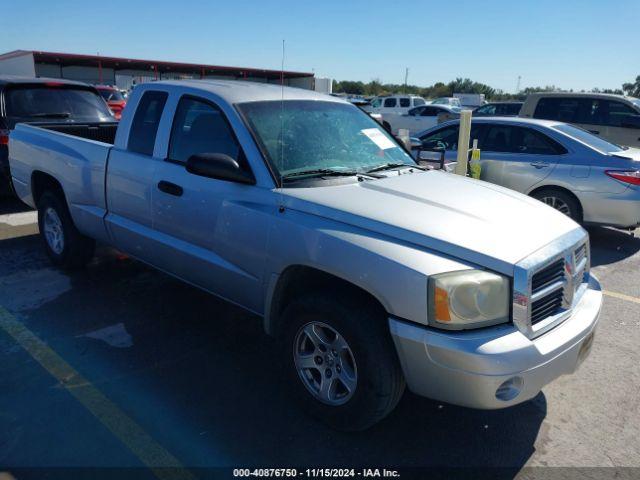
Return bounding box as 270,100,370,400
419,150,444,161
186,153,255,184
418,147,446,170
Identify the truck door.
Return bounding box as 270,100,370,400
150,96,268,313
105,90,168,260
593,99,640,148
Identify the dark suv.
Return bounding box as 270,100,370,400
473,102,523,117
0,76,115,196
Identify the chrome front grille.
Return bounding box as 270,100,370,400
530,258,565,325
512,230,590,338
575,243,587,266
531,259,565,293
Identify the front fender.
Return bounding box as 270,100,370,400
263,207,475,331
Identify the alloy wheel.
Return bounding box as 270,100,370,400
540,196,571,216
43,207,65,255
293,321,358,406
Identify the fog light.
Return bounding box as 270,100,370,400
495,376,523,401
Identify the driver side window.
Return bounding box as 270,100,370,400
168,97,243,165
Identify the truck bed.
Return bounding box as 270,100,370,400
32,121,118,145
9,122,117,243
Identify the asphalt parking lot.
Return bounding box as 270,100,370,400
0,197,639,478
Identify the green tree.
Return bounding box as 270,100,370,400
622,76,640,97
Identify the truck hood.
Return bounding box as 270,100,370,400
281,171,582,274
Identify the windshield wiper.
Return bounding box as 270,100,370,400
365,162,416,173
282,168,359,181
29,112,71,118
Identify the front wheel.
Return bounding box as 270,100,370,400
37,191,95,269
281,292,405,431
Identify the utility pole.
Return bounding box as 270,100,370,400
404,68,409,93
516,75,521,93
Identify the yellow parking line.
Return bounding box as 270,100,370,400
0,306,195,480
603,290,640,305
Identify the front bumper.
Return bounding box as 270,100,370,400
389,274,602,409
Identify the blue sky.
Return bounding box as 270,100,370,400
1,0,637,92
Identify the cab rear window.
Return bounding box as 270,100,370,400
4,85,114,125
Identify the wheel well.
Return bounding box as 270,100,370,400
529,185,583,221
267,265,387,336
31,171,64,206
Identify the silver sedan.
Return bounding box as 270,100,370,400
415,117,640,228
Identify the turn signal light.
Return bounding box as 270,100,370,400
434,287,451,322
0,129,9,145
605,170,640,186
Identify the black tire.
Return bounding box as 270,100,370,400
532,188,582,223
37,191,95,269
0,171,15,198
281,291,405,431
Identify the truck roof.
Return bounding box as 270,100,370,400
525,91,636,102
154,79,344,105
0,75,93,88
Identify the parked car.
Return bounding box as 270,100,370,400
0,75,115,196
474,102,523,117
96,85,127,120
382,104,461,135
430,97,462,107
9,80,601,430
520,92,640,148
339,95,385,128
415,117,640,228
364,94,427,114
453,93,485,107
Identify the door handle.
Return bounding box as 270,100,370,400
530,161,550,169
589,130,600,135
157,180,183,197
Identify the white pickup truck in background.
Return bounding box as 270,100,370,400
9,80,602,430
453,93,486,107
363,94,427,115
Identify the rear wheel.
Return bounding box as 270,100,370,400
0,169,16,198
37,191,95,269
281,291,405,431
532,188,582,223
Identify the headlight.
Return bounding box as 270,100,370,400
428,270,510,330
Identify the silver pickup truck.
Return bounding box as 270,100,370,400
9,80,602,430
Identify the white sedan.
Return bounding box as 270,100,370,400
382,104,462,135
